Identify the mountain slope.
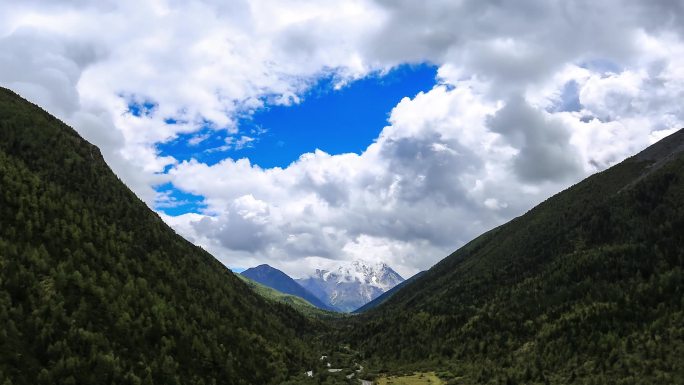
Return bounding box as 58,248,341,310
0,88,318,385
343,129,684,384
241,264,336,311
237,275,338,318
353,271,426,313
297,260,404,312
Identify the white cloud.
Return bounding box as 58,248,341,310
160,79,622,277
2,0,684,277
0,0,384,204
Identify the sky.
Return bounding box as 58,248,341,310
1,0,684,278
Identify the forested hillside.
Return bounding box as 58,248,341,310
2,85,683,385
341,130,684,384
0,87,319,385
353,271,425,313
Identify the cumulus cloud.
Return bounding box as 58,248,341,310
487,96,583,183
0,31,81,117
2,0,684,277
163,83,581,276
1,0,383,203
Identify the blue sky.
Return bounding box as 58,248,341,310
155,63,437,216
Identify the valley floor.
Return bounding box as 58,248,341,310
376,372,444,385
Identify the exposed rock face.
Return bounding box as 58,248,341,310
297,260,404,312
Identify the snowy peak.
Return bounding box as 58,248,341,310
298,260,405,312
315,260,404,289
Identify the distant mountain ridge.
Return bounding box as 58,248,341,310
297,260,404,312
241,264,337,311
236,275,337,318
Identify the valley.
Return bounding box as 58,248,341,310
1,87,683,384
375,372,444,385
4,1,684,384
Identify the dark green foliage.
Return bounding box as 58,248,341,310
353,271,426,313
3,85,684,384
280,345,362,385
340,130,684,384
0,88,319,384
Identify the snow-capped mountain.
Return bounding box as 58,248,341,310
296,260,404,312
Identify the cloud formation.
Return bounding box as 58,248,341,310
487,96,583,183
2,0,684,277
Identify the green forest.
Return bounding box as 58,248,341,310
0,88,325,385
337,130,684,384
1,86,683,385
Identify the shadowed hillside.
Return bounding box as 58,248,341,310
353,271,426,313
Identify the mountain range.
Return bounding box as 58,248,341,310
296,260,405,312
235,274,336,318
241,264,337,311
